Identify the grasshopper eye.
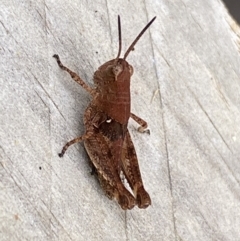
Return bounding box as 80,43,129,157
112,64,123,77
128,65,133,76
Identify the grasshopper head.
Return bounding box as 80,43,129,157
94,58,133,86
94,15,156,84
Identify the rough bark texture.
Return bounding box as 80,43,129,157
0,0,240,240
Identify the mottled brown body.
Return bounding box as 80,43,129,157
53,16,156,209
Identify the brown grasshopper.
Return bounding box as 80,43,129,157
53,15,156,210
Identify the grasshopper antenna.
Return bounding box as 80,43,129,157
123,16,156,60
115,15,122,61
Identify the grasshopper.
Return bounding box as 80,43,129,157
53,15,156,210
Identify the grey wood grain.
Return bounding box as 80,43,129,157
0,0,240,240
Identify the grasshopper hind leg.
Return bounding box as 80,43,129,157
96,170,136,210
121,130,151,208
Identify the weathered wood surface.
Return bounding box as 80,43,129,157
1,0,240,240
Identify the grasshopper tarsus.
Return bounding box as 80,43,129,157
117,187,136,210
58,145,68,158
145,129,150,135
90,164,97,175
53,54,58,59
53,54,70,70
137,127,150,135
90,168,95,175
136,186,152,208
53,54,62,68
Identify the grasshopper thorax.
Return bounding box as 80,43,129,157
93,58,133,124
